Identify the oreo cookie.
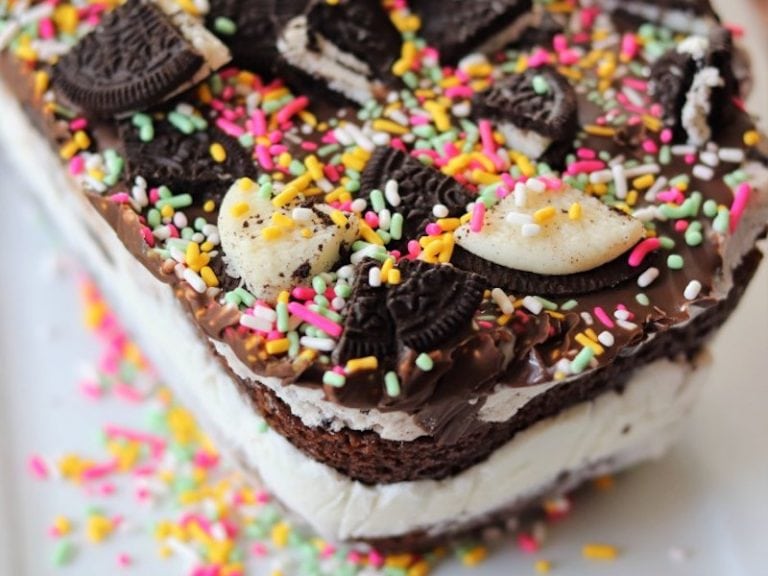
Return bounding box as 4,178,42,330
409,0,533,65
650,28,737,145
360,147,474,245
205,0,306,74
472,65,578,166
599,0,720,35
119,115,257,196
451,244,655,297
277,0,401,104
53,1,204,116
387,260,485,352
334,260,396,363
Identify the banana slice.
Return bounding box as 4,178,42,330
454,181,645,275
219,179,359,302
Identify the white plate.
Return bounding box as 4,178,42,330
1,1,767,574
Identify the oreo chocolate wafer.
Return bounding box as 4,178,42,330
53,1,226,117
599,0,720,35
119,115,257,196
387,260,485,352
409,0,533,65
360,147,474,246
277,0,401,104
472,66,578,166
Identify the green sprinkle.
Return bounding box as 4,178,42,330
103,149,124,186
570,347,595,374
334,283,352,299
156,194,193,210
535,296,558,311
659,145,671,165
685,221,704,246
234,287,256,307
713,206,730,234
167,111,195,134
158,185,173,199
317,144,340,157
532,74,550,94
385,372,401,397
52,540,75,567
667,254,684,269
703,199,719,217
289,159,307,176
561,299,579,311
258,182,273,199
256,419,270,434
322,371,346,388
415,353,434,372
213,16,237,34
276,302,289,332
390,213,404,240
370,189,386,212
312,276,327,294
314,295,330,308
377,230,392,244
147,208,161,228
238,134,254,148
659,236,675,250
224,292,242,307
287,331,300,358
636,293,650,306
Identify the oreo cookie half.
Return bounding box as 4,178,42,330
205,0,307,75
451,244,655,297
334,260,396,364
410,0,533,65
472,65,579,166
119,115,258,196
53,1,229,116
598,0,720,36
360,147,474,246
277,0,401,104
387,260,485,352
650,28,737,145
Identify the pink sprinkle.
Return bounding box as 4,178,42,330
215,118,245,137
730,183,751,232
148,188,161,203
470,202,486,233
28,455,49,479
576,148,597,160
443,141,460,158
277,96,310,124
251,542,269,557
566,160,605,175
193,451,220,469
113,383,144,404
364,212,380,228
291,286,316,301
320,544,337,559
593,306,615,329
269,144,288,156
347,551,363,563
69,155,86,176
391,138,407,151
117,554,132,568
80,380,103,399
324,164,340,182
409,114,431,126
425,223,442,236
621,33,638,60
82,460,118,481
517,533,540,554
553,34,568,53
660,128,673,143
558,49,580,65
104,426,165,457
255,144,274,171
300,141,318,151
256,490,271,504
580,6,599,29
684,153,697,165
642,139,658,154
444,86,474,99
657,189,684,204
407,240,421,259
287,302,343,338
69,117,88,131
675,220,689,232
623,77,648,91
368,550,384,567
251,109,267,136
140,226,155,248
628,238,662,267
109,193,132,204
39,18,55,39
527,48,553,68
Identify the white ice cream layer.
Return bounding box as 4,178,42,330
498,122,552,160
682,66,723,147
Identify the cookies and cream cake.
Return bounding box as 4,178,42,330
0,0,766,553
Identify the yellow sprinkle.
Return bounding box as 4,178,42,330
266,338,290,355
380,257,394,278
261,226,283,240
271,522,291,548
330,210,348,228
535,559,552,573
272,174,312,207
462,546,488,567
642,114,662,132
422,239,444,262
443,154,472,176
345,356,379,373
568,202,582,220
53,4,79,34
575,333,605,356
472,170,501,185
86,515,113,544
200,266,219,288
585,328,599,341
230,202,250,218
582,544,619,561
160,205,174,219
424,100,451,132
304,155,324,181
264,87,290,101
626,189,638,206
460,212,472,224
465,62,493,77
632,174,655,190
497,314,511,326
438,232,454,263
238,177,256,192
277,291,290,304
209,142,227,163
437,218,461,232
200,241,215,253
359,221,385,245
534,206,557,224
584,124,616,137
298,110,317,127
593,474,615,490
203,200,216,213
391,12,421,33
53,516,72,536
341,152,366,172
300,228,313,239
272,212,295,229
515,154,535,178
470,152,496,173
372,119,409,135
386,554,415,569
744,130,760,147
408,561,431,576
73,130,90,150
59,140,80,160
33,70,49,100
387,268,402,285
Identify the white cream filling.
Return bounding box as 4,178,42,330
278,15,374,105
0,75,722,542
498,122,553,160
682,66,723,147
598,0,715,35
471,9,539,56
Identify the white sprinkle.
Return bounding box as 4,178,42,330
252,306,277,323
17,3,54,25
458,52,489,71
699,150,719,167
166,538,201,565
622,86,645,108
589,169,614,184
0,22,20,51
384,179,401,207
191,232,206,244
299,337,337,352
624,163,661,178
210,523,228,542
644,175,668,202
343,123,375,151
505,212,534,225
580,311,594,326
239,313,273,333
207,232,220,246
614,309,632,321
452,102,471,117
292,207,314,223
368,266,382,287
337,265,355,279
387,109,409,126
522,296,543,315
525,178,546,193
597,331,615,347
612,164,628,199
378,209,392,231
173,212,188,229
521,223,542,237
333,126,355,146
671,144,697,156
350,198,367,213
432,203,450,218
317,178,334,193
514,183,527,208
684,280,703,300
153,226,172,241
638,267,660,288
170,247,186,264
371,132,391,147
331,296,346,311
131,184,149,208
617,319,638,331
692,164,714,181
555,358,572,375
183,269,207,294
718,147,745,163
632,206,662,222
491,288,515,315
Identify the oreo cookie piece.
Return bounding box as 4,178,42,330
53,1,228,116
205,0,306,74
410,0,533,65
387,260,485,352
598,0,720,36
360,148,474,245
650,28,737,145
472,66,578,166
119,115,257,196
277,0,401,104
451,244,655,297
334,260,396,363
